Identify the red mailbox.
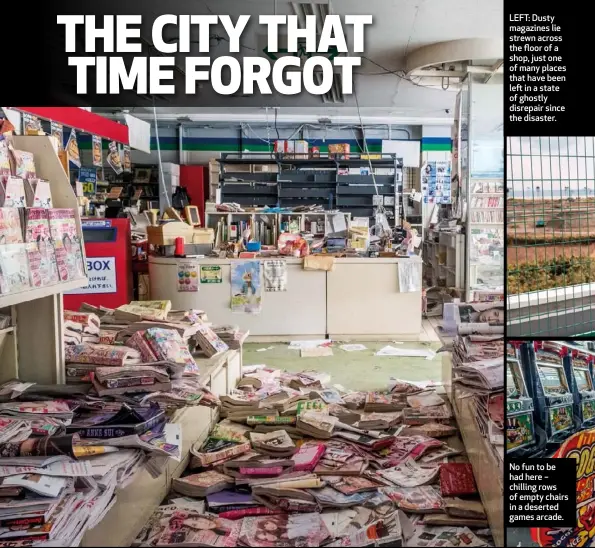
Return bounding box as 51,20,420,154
63,218,132,310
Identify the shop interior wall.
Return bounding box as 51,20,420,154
115,124,425,165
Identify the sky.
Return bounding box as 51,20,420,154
507,136,595,191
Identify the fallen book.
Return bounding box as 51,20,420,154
308,486,374,508
190,440,252,468
66,404,165,439
400,422,458,438
292,443,326,472
439,463,478,497
90,366,171,396
402,405,453,425
376,459,440,488
246,415,297,427
222,453,294,479
381,486,444,514
324,475,384,495
249,430,296,458
172,471,235,497
296,411,337,439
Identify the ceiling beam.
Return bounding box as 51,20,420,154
482,60,504,83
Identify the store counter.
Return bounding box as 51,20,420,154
149,256,423,340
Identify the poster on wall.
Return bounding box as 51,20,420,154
50,122,64,151
22,113,42,135
78,167,97,196
177,263,199,292
421,161,452,205
107,141,123,174
200,265,222,284
92,135,103,167
263,260,287,292
122,145,131,173
231,260,262,314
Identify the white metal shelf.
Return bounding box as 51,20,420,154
0,280,87,309
0,135,87,385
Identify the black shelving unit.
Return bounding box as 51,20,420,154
218,153,404,226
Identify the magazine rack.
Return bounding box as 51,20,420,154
442,352,504,546
0,136,87,384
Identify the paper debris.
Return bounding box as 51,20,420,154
301,347,334,358
289,339,332,350
340,344,367,352
375,346,436,359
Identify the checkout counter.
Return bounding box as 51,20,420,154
148,256,423,340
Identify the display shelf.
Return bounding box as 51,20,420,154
218,153,403,227
81,349,241,547
0,136,88,386
0,279,87,309
443,353,504,547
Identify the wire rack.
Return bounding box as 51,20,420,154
507,136,595,336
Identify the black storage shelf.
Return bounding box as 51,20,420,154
218,153,403,226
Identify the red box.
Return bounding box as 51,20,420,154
63,218,132,310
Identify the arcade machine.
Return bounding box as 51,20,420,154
530,341,575,454
506,341,537,456
565,347,595,430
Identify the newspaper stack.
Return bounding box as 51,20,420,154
452,333,504,470
134,367,493,548
63,310,101,345
0,376,193,545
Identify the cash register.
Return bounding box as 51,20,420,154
531,341,575,449
565,347,595,429
506,341,536,455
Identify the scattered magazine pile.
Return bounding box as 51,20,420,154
452,330,504,470
132,365,493,548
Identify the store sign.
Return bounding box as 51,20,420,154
78,167,97,196
82,220,112,228
67,257,116,294
531,429,595,546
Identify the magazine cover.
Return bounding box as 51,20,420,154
64,344,141,366
107,141,123,175
0,244,31,295
231,261,262,314
0,142,10,184
50,121,64,152
239,513,330,547
48,209,85,281
26,241,59,288
376,459,440,488
66,128,81,168
92,136,103,167
156,511,241,547
0,208,23,244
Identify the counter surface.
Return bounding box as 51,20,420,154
149,256,423,340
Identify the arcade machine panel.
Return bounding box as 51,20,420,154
569,349,595,428
506,341,536,454
532,341,575,447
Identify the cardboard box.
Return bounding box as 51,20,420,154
147,223,214,246
328,143,351,159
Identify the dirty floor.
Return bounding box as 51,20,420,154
242,338,444,392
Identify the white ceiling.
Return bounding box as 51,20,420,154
98,0,504,124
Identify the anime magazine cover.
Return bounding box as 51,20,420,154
231,260,262,314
